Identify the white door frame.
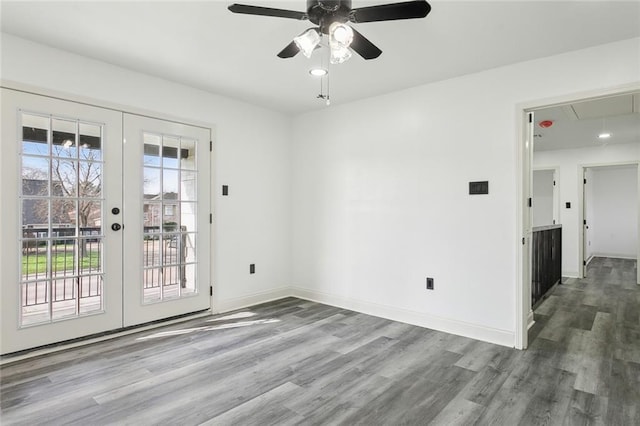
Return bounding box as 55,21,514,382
579,162,640,280
515,83,640,350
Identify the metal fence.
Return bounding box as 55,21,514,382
21,226,102,307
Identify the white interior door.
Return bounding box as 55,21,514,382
1,89,123,354
122,114,211,327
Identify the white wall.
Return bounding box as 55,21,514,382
1,33,292,312
3,32,640,348
291,37,640,347
534,143,640,276
590,165,638,258
533,170,555,227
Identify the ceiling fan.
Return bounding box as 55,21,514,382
228,0,431,63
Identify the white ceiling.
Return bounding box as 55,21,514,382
532,93,640,152
2,1,640,113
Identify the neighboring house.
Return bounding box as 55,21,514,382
143,192,178,229
22,178,102,230
21,179,68,227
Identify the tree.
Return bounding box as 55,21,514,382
50,143,102,257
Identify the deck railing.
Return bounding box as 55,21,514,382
531,224,562,307
21,225,188,308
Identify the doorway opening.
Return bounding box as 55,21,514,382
517,87,640,349
581,164,639,278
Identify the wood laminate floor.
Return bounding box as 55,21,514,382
1,257,638,425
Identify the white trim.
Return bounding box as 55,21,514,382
291,287,515,348
514,108,532,350
562,272,580,279
214,287,291,314
527,311,535,330
590,254,638,260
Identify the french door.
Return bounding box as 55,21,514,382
1,89,210,354
123,114,210,326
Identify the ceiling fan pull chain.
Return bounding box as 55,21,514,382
326,64,331,106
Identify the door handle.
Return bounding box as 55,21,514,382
111,223,122,231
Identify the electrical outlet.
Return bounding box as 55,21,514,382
426,277,434,290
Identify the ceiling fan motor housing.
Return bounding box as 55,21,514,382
308,0,352,33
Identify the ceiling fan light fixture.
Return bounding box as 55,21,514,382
309,67,328,77
294,28,321,58
330,45,352,64
329,21,354,48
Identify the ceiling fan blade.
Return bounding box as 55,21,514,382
277,41,300,58
350,0,431,23
350,28,382,60
228,4,307,20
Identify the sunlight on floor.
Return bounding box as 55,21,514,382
136,314,280,341
207,311,257,322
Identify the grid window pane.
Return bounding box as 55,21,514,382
22,113,49,156
162,136,180,169
21,282,51,325
52,118,77,159
180,138,196,170
79,122,102,161
19,112,105,326
22,156,49,196
183,264,197,295
141,132,199,303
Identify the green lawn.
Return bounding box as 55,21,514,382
22,251,101,275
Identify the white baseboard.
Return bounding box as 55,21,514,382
591,253,637,260
527,310,535,330
214,287,291,314
290,286,515,348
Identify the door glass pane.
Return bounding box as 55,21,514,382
19,112,105,327
52,118,77,159
143,268,162,303
22,113,49,156
142,131,199,304
183,263,197,295
22,156,49,195
79,122,102,161
162,136,180,169
180,202,197,233
144,167,161,198
143,135,161,166
79,162,102,198
180,138,196,170
163,169,179,199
